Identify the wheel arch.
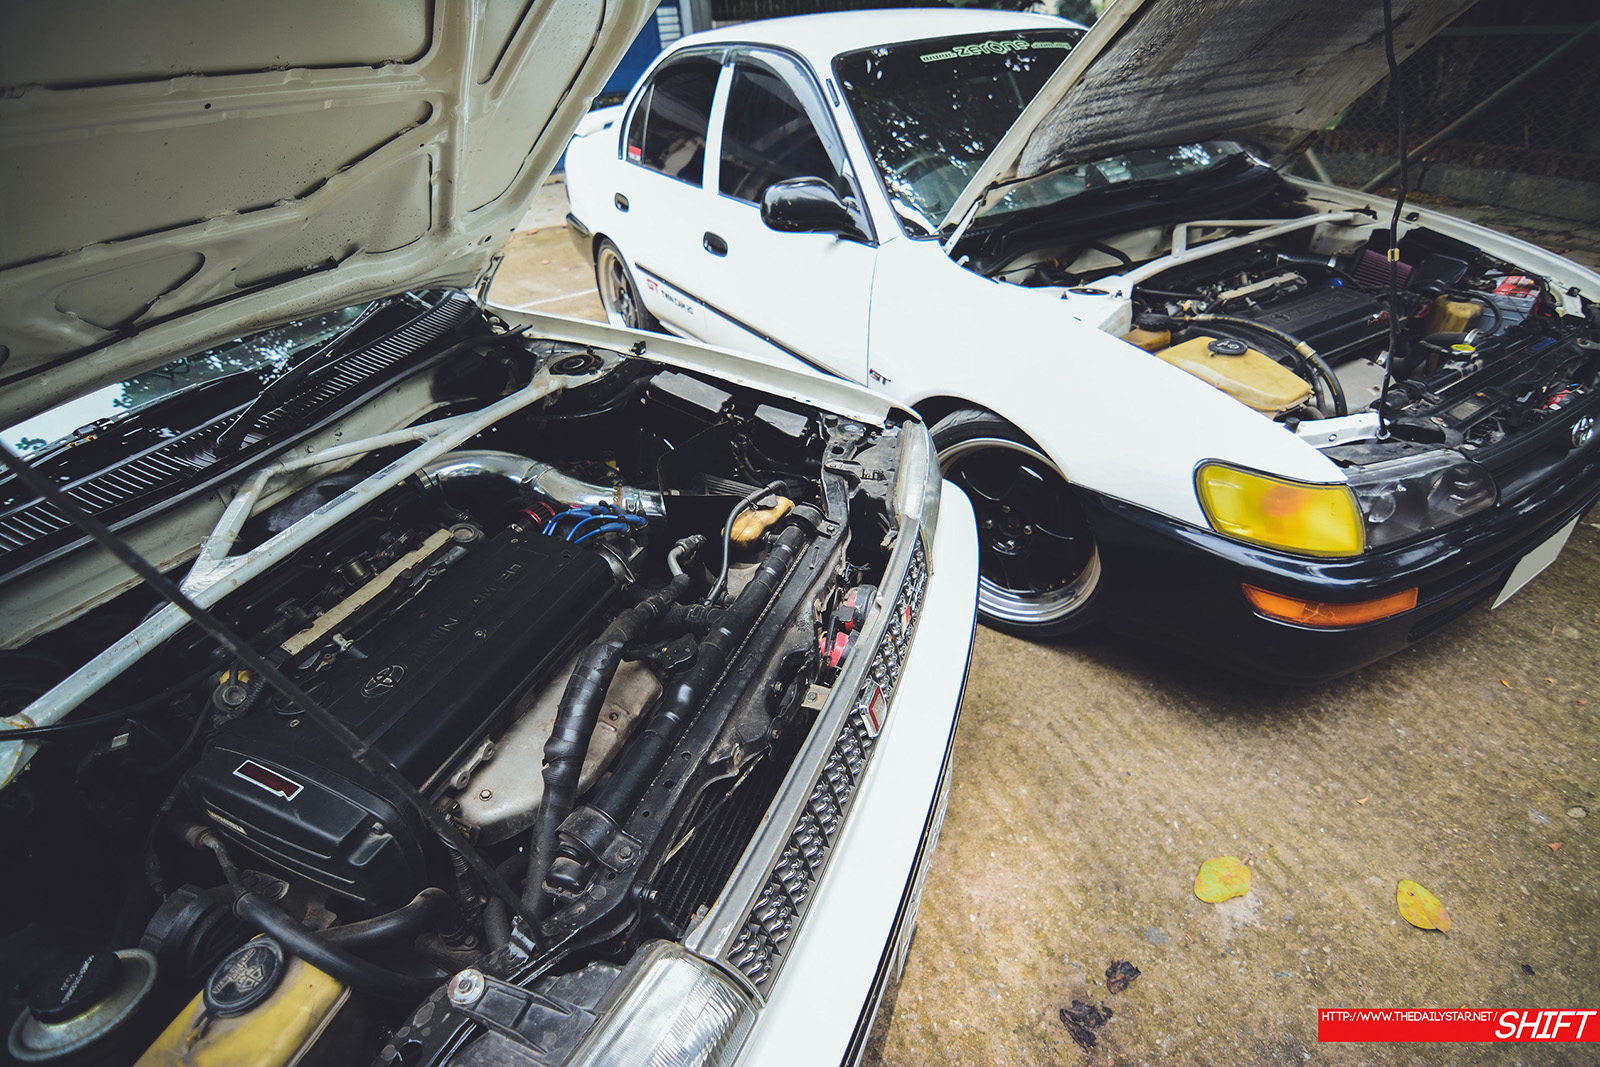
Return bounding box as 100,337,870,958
913,397,1054,471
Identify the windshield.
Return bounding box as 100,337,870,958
984,141,1253,219
0,296,447,457
834,28,1083,227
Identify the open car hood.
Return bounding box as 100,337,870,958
938,0,1475,231
0,0,655,426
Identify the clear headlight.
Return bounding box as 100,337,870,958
566,942,756,1067
895,418,940,542
1345,451,1496,548
1195,463,1365,556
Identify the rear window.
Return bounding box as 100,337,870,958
625,55,720,186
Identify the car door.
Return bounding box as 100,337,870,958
693,50,876,380
610,52,723,342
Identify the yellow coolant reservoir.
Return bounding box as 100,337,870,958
1425,294,1482,334
1155,335,1312,415
135,941,348,1067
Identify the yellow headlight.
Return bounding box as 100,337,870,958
1196,463,1364,556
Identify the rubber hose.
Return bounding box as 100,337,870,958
233,893,443,998
525,571,693,914
482,855,523,949
703,480,790,605
321,888,452,950
1183,314,1348,416
594,525,807,821
663,521,803,637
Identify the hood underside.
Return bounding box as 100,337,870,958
0,0,654,427
941,0,1476,230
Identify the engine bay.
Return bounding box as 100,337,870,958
982,186,1600,494
0,309,927,1065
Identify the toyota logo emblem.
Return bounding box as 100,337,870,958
1574,416,1597,450
362,664,406,698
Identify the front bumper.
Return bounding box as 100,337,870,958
1085,445,1600,684
734,482,978,1066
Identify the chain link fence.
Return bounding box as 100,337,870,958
1309,2,1599,219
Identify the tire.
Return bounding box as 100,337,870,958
930,408,1103,638
594,238,658,332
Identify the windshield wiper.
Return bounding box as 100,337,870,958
214,298,393,454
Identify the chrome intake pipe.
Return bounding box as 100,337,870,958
421,451,667,518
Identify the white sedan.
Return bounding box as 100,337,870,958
564,0,1600,682
0,3,977,1066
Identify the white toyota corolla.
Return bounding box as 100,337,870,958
0,3,977,1066
564,0,1600,682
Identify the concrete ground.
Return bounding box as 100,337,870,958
495,179,1599,1066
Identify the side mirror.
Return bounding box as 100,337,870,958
760,177,869,242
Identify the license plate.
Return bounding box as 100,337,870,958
1492,517,1579,609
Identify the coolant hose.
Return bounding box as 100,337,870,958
524,567,696,914
1181,313,1348,417
233,893,444,998
482,855,524,949
587,525,808,832
321,887,452,951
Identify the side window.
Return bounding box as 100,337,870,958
719,62,840,203
625,55,720,185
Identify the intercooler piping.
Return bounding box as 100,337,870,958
422,450,667,519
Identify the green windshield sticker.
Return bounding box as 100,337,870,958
919,39,1074,63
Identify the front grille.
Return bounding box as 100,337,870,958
723,536,929,993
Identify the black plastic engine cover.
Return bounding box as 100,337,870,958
1246,284,1389,363
185,527,617,904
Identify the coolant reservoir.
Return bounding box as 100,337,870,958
1155,335,1312,415
1121,326,1172,352
135,942,348,1067
1425,294,1482,334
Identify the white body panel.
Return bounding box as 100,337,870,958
736,482,978,1067
564,11,1600,533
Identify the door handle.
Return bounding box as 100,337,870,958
614,193,629,212
703,232,728,257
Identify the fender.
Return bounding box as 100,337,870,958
865,234,1342,528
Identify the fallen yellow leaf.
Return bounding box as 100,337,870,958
1397,880,1451,931
1548,842,1562,851
1195,856,1251,903
1501,679,1511,688
1356,797,1369,804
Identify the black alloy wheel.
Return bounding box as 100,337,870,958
931,409,1102,637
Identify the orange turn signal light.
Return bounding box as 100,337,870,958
1242,584,1418,628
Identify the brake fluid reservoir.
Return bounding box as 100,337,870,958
1155,336,1313,415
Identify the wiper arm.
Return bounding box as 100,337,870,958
214,298,392,455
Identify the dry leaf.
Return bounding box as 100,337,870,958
1548,842,1562,851
1501,680,1511,688
1397,880,1451,931
1356,797,1369,804
1195,856,1251,903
